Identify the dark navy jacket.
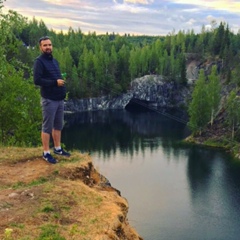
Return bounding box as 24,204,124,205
33,53,66,100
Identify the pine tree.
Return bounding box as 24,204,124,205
129,47,140,79
109,45,117,79
68,65,80,99
170,48,176,79
118,44,130,91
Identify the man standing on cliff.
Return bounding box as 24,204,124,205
33,36,70,164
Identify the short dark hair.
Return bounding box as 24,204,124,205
38,36,50,44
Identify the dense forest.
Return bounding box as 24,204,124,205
1,1,240,152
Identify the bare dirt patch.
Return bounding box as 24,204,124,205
0,157,55,187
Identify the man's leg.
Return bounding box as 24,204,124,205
52,100,64,149
52,128,70,156
42,130,57,164
52,100,70,156
41,97,56,155
40,98,58,163
52,129,61,148
42,131,51,152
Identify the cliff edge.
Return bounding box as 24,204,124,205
0,147,142,240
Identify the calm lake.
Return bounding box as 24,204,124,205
62,110,240,240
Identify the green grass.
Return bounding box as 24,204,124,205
41,205,54,213
37,224,66,240
12,177,48,189
10,223,25,229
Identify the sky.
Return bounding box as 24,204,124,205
2,0,240,36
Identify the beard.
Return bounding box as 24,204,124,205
42,49,52,55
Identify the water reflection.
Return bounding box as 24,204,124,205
187,147,213,192
62,110,240,240
185,147,240,240
63,110,189,156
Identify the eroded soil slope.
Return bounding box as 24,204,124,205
0,149,142,240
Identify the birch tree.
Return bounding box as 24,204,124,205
207,65,221,126
188,69,210,135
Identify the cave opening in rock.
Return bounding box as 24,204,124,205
125,98,155,112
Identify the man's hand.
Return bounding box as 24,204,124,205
57,79,65,87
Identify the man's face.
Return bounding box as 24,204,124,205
39,39,52,55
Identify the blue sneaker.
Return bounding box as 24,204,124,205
54,148,71,157
43,153,57,164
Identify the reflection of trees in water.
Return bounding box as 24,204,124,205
62,110,189,158
161,139,187,161
187,147,214,193
185,146,240,227
186,147,230,206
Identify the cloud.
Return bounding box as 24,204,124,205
123,0,154,4
2,0,240,35
113,2,154,13
170,0,240,13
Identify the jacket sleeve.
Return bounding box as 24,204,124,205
33,59,58,87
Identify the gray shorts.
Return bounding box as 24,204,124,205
41,97,64,134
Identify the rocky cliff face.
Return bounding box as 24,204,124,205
65,75,191,113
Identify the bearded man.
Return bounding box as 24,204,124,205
33,36,70,164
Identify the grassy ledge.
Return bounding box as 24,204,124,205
0,147,142,240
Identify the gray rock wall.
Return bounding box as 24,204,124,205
64,75,190,112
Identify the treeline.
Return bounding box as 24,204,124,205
6,9,240,100
1,1,240,146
